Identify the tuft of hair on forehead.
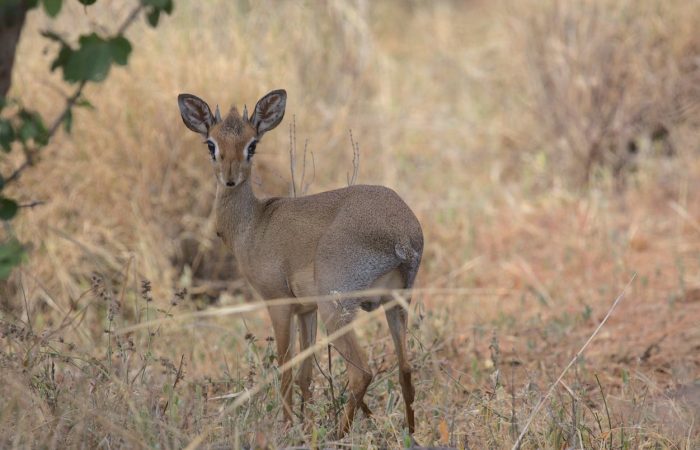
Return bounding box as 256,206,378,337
221,106,246,135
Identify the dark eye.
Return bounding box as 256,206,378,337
247,141,257,159
206,141,216,159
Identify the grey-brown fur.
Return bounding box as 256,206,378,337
220,108,244,135
177,89,423,438
215,182,422,298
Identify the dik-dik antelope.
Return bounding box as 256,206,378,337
177,89,423,437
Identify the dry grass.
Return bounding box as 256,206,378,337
1,0,699,448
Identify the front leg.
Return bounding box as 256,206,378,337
297,309,317,421
268,305,295,424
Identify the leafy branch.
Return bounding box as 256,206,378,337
0,0,174,279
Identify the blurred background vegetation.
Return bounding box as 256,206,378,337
0,0,699,448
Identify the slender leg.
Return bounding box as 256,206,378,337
385,304,416,434
297,309,317,419
312,241,399,436
318,302,373,438
268,305,295,424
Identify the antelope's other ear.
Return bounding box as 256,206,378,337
178,93,215,136
251,89,286,137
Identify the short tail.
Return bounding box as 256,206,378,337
395,238,422,289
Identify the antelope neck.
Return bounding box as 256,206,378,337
215,177,264,236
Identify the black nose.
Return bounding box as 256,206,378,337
226,181,236,187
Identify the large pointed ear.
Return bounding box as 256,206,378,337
178,94,215,136
250,89,286,137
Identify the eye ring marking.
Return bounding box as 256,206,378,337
246,140,257,161
206,140,216,160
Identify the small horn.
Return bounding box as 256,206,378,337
215,105,222,123
242,104,248,122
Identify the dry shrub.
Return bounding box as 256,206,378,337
510,0,700,183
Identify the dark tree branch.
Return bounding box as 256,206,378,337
18,200,46,208
0,0,28,98
4,159,30,185
116,4,144,35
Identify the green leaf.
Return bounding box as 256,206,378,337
0,119,14,152
109,36,132,65
0,198,19,220
146,8,161,27
403,432,412,448
17,120,37,142
61,33,132,83
62,33,112,82
143,0,173,27
77,0,97,5
0,238,25,279
142,0,170,8
63,108,73,133
18,110,48,146
0,175,4,191
50,45,72,72
42,0,62,17
75,97,94,110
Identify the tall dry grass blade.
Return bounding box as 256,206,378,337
595,373,613,450
511,273,636,450
669,201,700,234
113,287,511,335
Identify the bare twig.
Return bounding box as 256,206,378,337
347,129,360,186
328,345,337,415
4,160,31,185
595,373,613,450
311,345,341,423
162,354,186,416
329,342,373,377
286,117,316,200
509,350,519,442
287,116,313,197
299,138,310,195
511,274,636,449
305,150,316,195
288,116,297,197
18,200,46,209
116,3,144,35
20,273,32,334
669,201,700,234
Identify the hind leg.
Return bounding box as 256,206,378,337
313,240,400,435
368,267,417,434
385,303,416,434
318,300,373,438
